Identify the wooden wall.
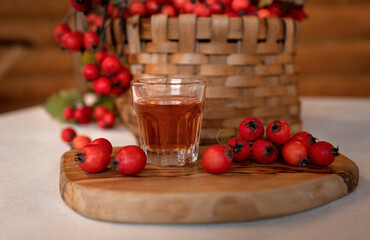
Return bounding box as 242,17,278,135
297,0,370,97
0,0,369,113
0,0,75,113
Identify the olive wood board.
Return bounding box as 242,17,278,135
59,146,359,224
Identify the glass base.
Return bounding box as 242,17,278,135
142,144,199,167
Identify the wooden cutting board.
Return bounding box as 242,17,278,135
60,146,359,224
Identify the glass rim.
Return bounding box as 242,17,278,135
131,77,206,86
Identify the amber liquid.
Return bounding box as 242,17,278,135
134,97,203,151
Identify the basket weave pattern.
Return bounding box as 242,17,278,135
113,14,301,145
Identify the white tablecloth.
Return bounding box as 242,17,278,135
1,97,369,240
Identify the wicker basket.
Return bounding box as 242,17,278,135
111,14,302,145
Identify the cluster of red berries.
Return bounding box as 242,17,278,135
63,104,116,129
83,50,132,96
202,117,340,174
54,23,100,52
61,127,147,175
124,0,305,21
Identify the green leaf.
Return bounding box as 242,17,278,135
95,95,116,111
258,0,274,8
80,51,95,67
44,88,83,122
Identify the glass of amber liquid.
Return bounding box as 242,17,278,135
131,77,206,167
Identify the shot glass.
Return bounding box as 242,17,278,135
131,77,206,167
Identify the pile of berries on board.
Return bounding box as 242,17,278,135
61,127,147,175
202,117,340,174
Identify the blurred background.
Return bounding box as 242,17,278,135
0,0,369,113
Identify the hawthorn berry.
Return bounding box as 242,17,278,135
252,138,278,164
257,9,271,19
54,23,71,44
61,127,77,143
266,120,291,145
202,144,233,174
101,55,122,75
194,3,212,17
227,137,250,162
61,31,84,52
94,50,108,64
83,31,100,51
93,76,112,95
282,140,309,167
75,144,111,173
291,131,316,150
183,0,197,13
231,0,249,13
97,111,115,129
74,106,92,124
309,141,339,166
72,135,91,149
113,145,147,175
63,106,75,121
82,63,100,81
146,0,160,14
93,105,109,120
91,138,113,155
160,5,177,17
239,117,264,142
206,0,224,14
70,0,92,13
128,1,147,17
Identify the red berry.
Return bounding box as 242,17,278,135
111,66,131,96
146,0,160,14
82,63,100,81
63,106,75,121
93,76,112,95
61,31,84,52
160,5,177,17
128,1,147,17
231,0,249,13
70,0,92,13
194,3,212,17
74,106,92,124
202,144,233,174
113,145,147,175
257,8,271,19
183,0,197,13
252,139,278,164
268,2,284,17
266,120,291,145
75,144,110,173
224,7,239,17
309,141,339,166
93,105,109,120
290,7,305,22
91,138,113,155
227,137,250,162
239,117,264,142
72,135,91,149
101,55,122,75
205,0,224,14
54,23,71,44
291,131,316,150
101,111,116,128
171,0,186,10
282,140,309,167
95,50,108,64
83,31,100,51
61,127,77,143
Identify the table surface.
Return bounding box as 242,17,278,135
1,97,369,240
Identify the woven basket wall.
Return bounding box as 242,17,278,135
110,14,302,145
